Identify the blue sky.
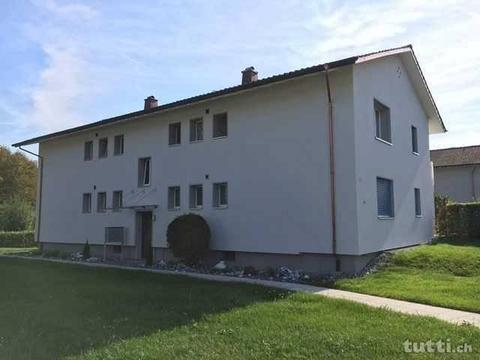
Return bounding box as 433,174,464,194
1,0,479,152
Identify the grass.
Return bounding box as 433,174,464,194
335,239,480,313
0,258,479,359
0,247,39,255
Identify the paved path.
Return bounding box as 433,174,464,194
2,255,480,328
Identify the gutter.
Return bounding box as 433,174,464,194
17,146,43,245
324,64,337,256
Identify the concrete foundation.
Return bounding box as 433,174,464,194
40,242,378,275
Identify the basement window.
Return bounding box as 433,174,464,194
189,184,203,209
213,112,228,138
376,177,394,218
374,100,391,144
97,192,107,213
99,137,108,158
84,141,93,161
169,122,181,145
138,157,151,187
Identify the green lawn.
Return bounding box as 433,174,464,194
0,258,479,359
0,247,39,255
335,239,480,313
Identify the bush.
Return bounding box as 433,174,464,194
438,202,480,239
434,194,450,235
83,240,91,259
0,199,34,231
167,213,210,265
0,231,35,247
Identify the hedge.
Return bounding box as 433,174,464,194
437,202,480,239
0,231,35,248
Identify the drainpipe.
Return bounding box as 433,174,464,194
472,166,478,201
17,146,43,245
324,64,337,256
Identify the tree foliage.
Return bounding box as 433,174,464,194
0,146,37,231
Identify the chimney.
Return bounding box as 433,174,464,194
241,66,258,85
144,95,158,110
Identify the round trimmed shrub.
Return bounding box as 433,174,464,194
167,213,210,265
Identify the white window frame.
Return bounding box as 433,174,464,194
99,137,108,158
213,182,228,208
190,117,203,142
411,126,419,155
169,122,181,145
97,192,107,213
376,177,394,219
213,112,228,138
138,157,151,187
414,188,422,217
82,193,92,213
114,135,124,156
374,100,392,144
112,190,123,211
84,141,93,161
189,184,203,209
168,186,181,210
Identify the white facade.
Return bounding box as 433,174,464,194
434,166,480,202
26,48,444,272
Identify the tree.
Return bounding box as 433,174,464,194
0,146,37,205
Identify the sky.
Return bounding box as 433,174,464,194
1,0,479,152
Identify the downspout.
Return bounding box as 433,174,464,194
18,146,43,245
324,64,337,256
472,166,478,201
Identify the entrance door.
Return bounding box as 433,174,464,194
138,211,153,266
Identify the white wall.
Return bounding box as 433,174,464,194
352,55,434,254
434,165,480,202
39,70,359,255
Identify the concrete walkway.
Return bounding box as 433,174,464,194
2,254,480,328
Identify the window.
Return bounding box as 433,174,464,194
189,184,203,209
168,186,181,210
99,137,108,158
82,193,92,213
376,177,394,218
114,135,124,155
84,141,93,161
213,112,228,138
213,182,228,208
105,227,125,243
374,100,391,143
190,118,203,142
97,192,107,213
138,157,151,186
414,188,422,217
411,126,418,154
112,191,123,211
169,122,181,145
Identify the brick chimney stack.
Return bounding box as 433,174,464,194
144,96,158,110
241,67,258,85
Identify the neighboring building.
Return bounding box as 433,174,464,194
13,45,445,274
431,146,480,202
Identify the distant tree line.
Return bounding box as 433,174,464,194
0,146,37,231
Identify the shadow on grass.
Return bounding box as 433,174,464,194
0,258,288,360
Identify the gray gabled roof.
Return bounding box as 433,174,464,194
13,44,445,147
431,145,480,167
